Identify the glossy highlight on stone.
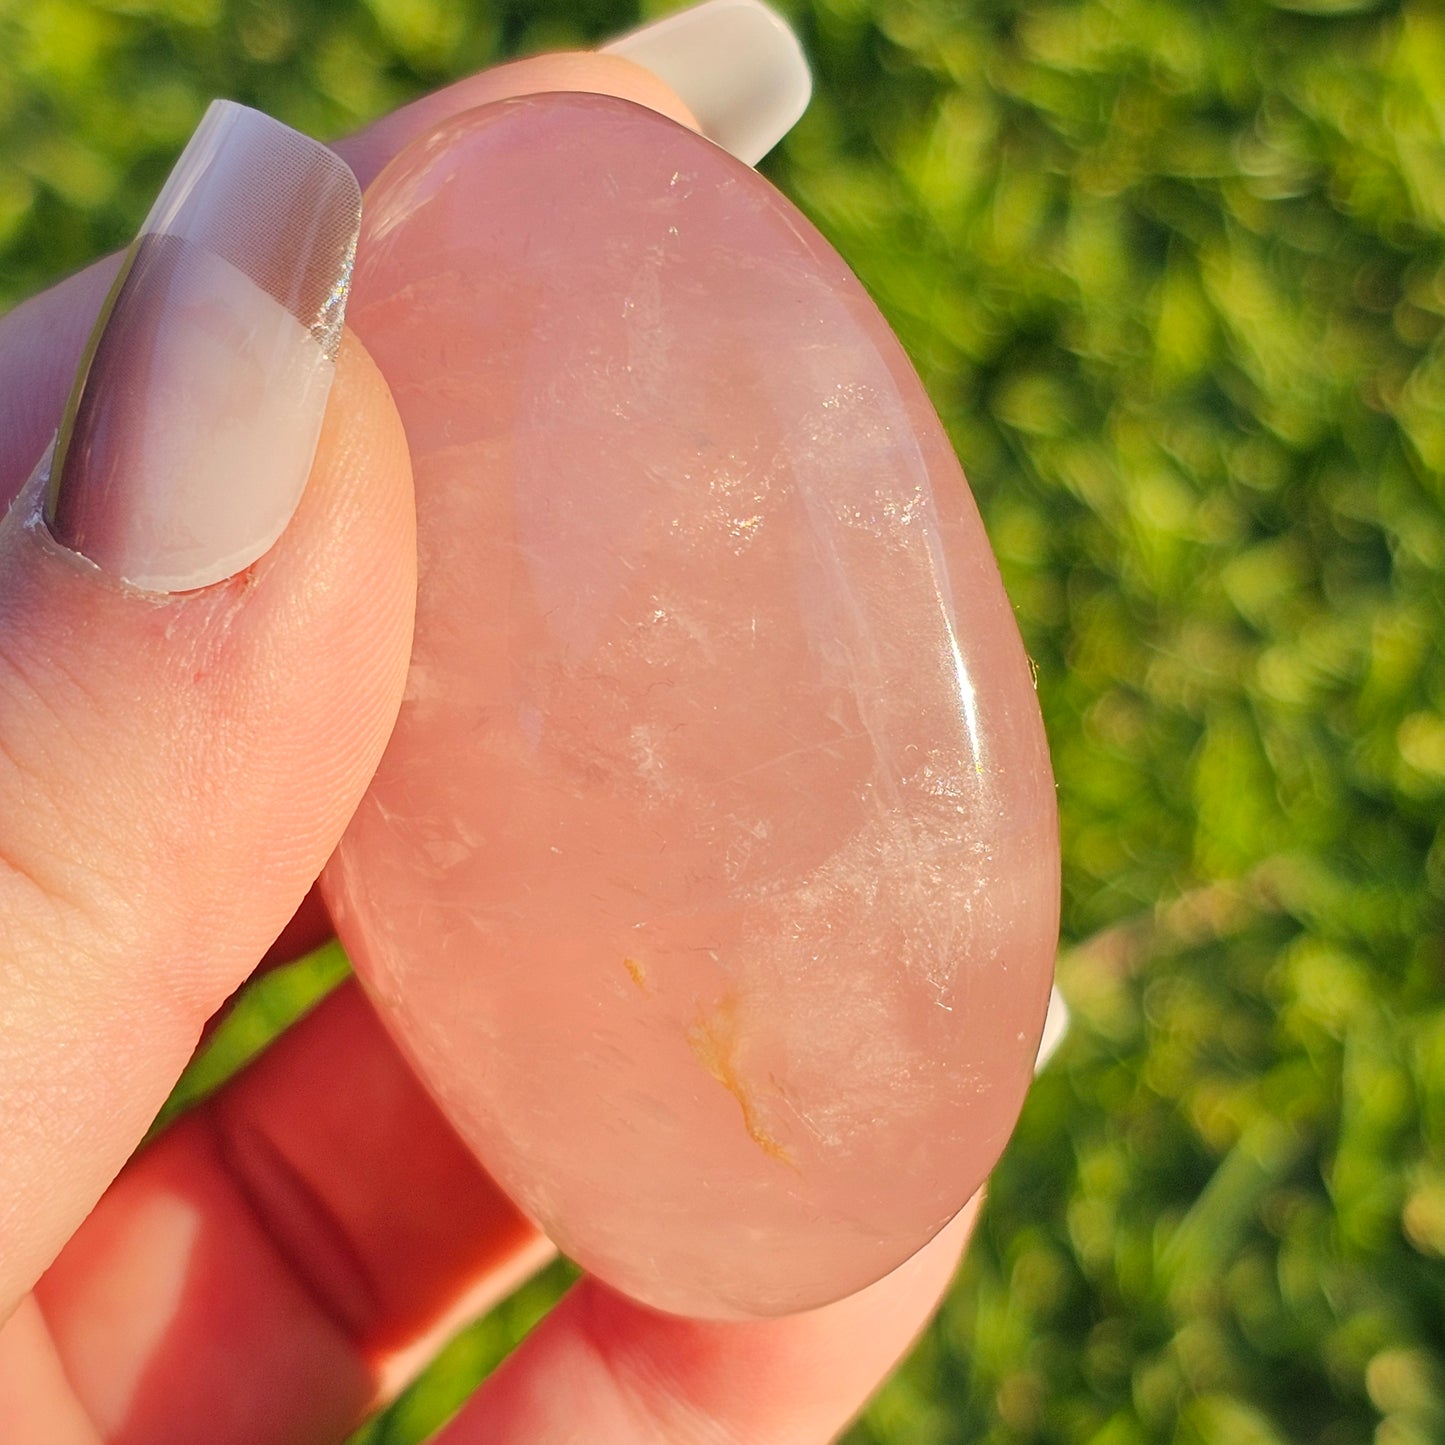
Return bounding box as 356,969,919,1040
325,94,1060,1318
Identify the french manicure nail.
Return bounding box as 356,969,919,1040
602,0,811,166
1034,987,1069,1072
45,100,361,593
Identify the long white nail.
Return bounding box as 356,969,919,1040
47,102,360,592
602,0,811,166
1034,987,1069,1073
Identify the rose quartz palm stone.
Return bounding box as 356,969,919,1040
325,94,1060,1319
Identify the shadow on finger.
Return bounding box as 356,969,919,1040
37,982,550,1445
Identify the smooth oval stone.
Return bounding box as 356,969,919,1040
326,94,1060,1319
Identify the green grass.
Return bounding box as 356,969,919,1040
4,0,1444,1440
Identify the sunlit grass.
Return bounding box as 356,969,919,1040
5,1,1445,1440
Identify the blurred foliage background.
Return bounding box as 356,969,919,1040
4,0,1445,1440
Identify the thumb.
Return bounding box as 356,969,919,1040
0,106,413,1309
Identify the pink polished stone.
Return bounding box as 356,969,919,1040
325,94,1060,1319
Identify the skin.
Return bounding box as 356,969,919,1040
0,55,978,1444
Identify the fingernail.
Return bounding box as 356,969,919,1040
1034,987,1069,1073
45,100,361,593
602,0,811,166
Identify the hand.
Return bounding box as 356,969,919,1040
0,17,979,1445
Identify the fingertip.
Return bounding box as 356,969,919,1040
439,1195,982,1444
519,51,704,134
